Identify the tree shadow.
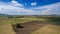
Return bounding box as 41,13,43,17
11,20,49,34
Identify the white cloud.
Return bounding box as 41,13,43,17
30,2,60,15
9,0,24,7
0,1,37,15
31,2,37,6
0,0,60,15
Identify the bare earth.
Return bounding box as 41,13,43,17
12,20,49,34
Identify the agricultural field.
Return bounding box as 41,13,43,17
0,16,60,34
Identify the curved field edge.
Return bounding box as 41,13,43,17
31,24,60,34
0,17,60,34
0,24,16,34
0,17,40,34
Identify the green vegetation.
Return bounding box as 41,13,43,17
46,17,60,25
0,16,60,34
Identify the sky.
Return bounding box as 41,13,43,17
0,0,60,15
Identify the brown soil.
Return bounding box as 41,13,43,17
11,20,49,34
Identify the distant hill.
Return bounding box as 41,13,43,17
0,13,8,16
0,13,60,17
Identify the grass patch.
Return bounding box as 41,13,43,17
0,16,60,34
46,17,60,25
0,17,39,34
31,24,60,34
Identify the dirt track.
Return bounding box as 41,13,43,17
12,20,49,34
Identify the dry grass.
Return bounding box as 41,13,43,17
0,24,16,34
31,24,60,34
0,17,60,34
0,17,38,34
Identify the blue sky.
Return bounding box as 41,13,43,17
0,0,60,7
0,0,60,15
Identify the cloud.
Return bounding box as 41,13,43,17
0,0,37,15
9,0,24,7
30,2,60,15
31,2,37,6
0,0,60,15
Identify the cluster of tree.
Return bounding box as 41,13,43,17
8,16,24,18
